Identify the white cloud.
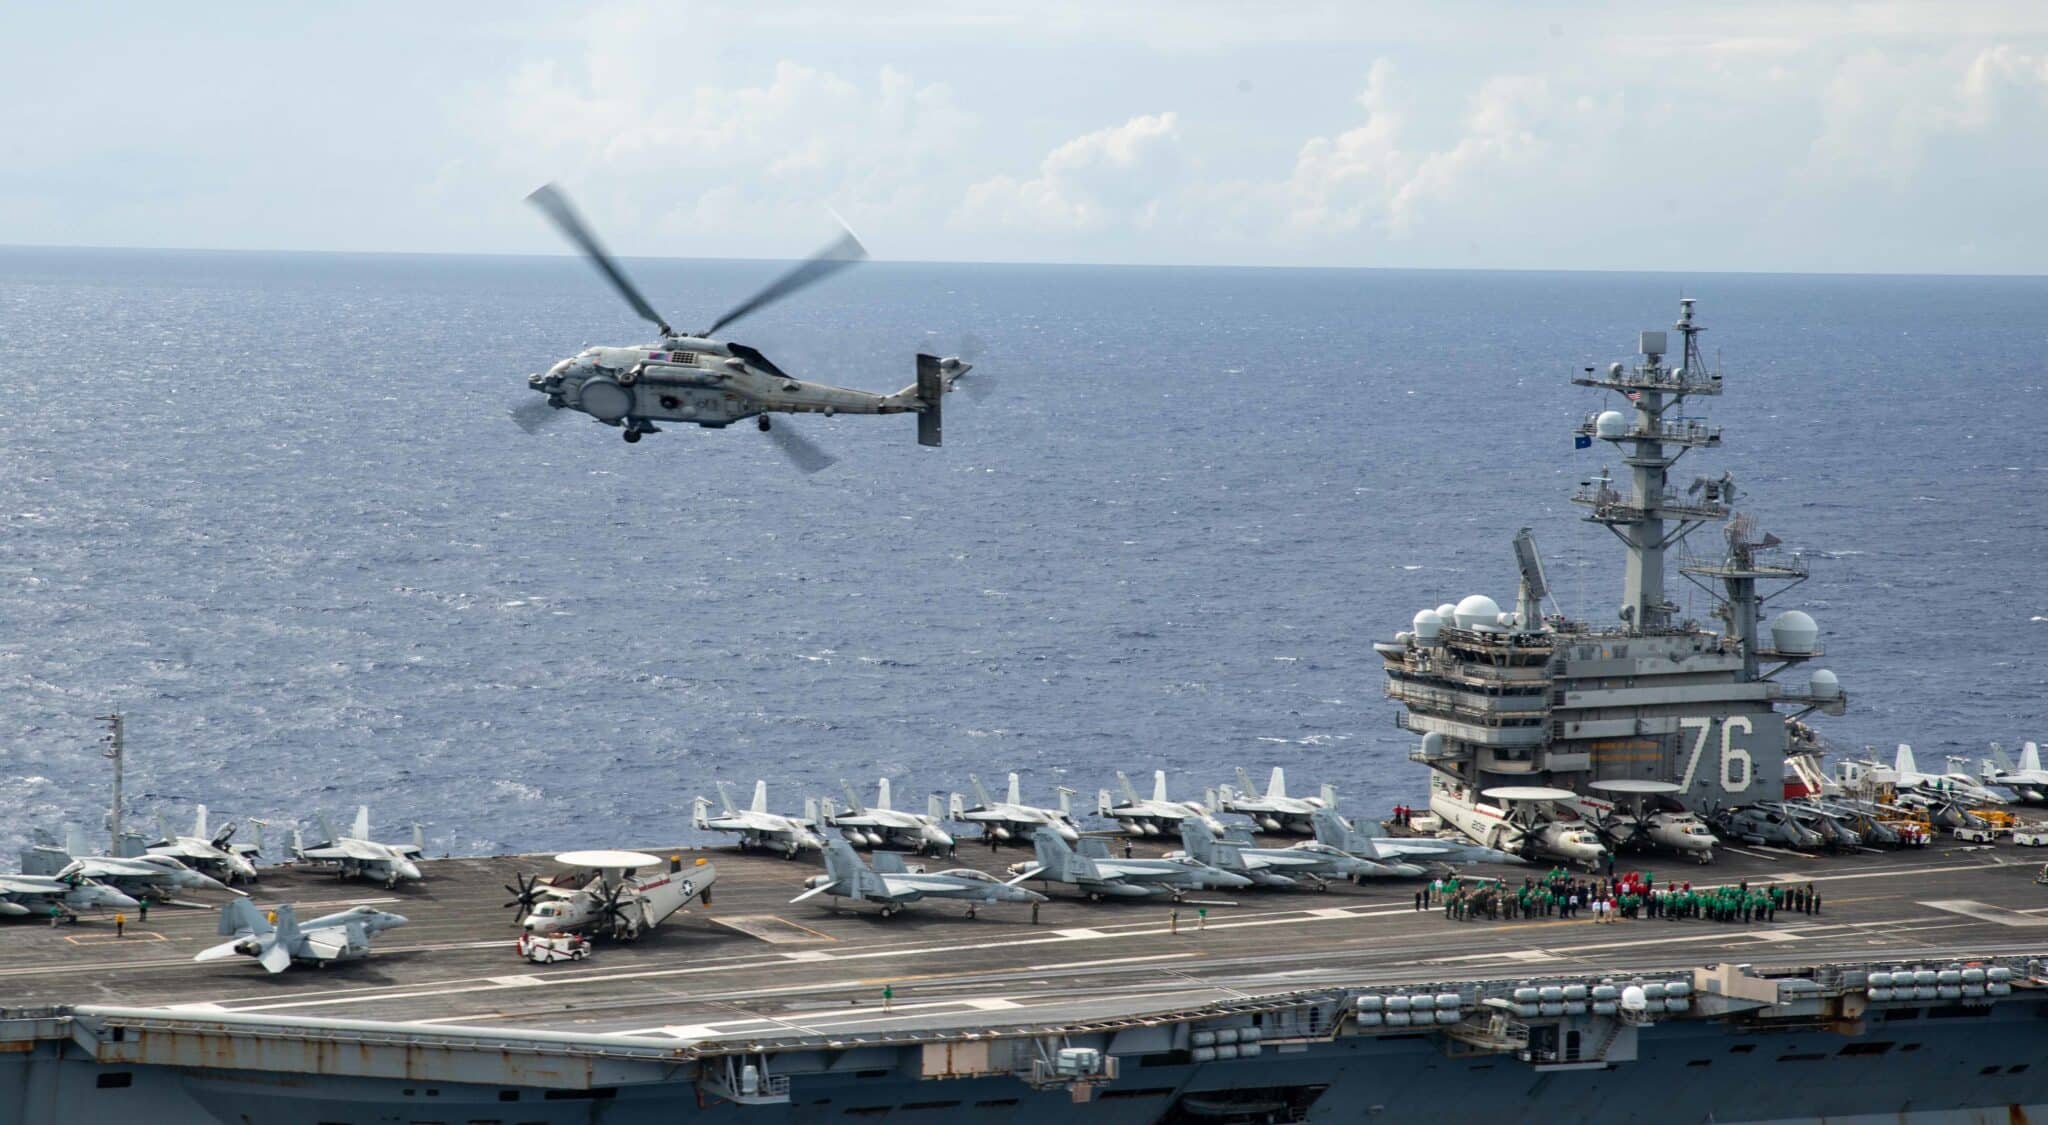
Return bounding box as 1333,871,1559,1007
953,112,1184,233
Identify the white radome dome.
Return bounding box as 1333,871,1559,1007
1770,610,1819,654
1620,985,1647,1012
1809,668,1840,699
1454,594,1503,630
1595,410,1627,439
1435,603,1458,622
1412,610,1443,643
1421,732,1446,757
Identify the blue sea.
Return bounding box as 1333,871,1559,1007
2,247,2043,859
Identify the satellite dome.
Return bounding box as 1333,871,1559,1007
1770,610,1819,654
1608,361,1624,377
1809,668,1840,699
1435,603,1458,622
1420,732,1445,758
1454,594,1502,629
1620,985,1647,1013
1595,410,1627,439
1412,610,1443,643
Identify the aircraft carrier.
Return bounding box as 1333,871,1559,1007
7,300,2048,1124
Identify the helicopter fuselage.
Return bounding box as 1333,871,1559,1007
530,336,924,433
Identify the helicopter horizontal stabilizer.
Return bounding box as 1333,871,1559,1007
916,353,944,448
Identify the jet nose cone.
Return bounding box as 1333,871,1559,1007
398,861,422,882
1218,872,1254,888
1392,863,1426,878
108,891,141,910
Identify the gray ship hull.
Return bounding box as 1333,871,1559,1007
8,997,2047,1124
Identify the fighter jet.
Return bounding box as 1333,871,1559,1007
1097,771,1226,838
1174,820,1412,889
949,773,1080,846
196,899,407,973
792,838,1046,917
1878,745,2010,805
1006,828,1251,901
1308,808,1521,869
292,807,425,888
147,806,261,885
1981,742,2048,803
692,781,826,858
823,778,954,854
0,871,139,920
20,826,239,901
1216,767,1333,835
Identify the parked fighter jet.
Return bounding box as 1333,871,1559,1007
1216,768,1333,835
1880,745,2010,805
1981,742,2048,803
1007,828,1251,901
292,807,425,888
505,851,717,941
0,871,138,920
823,779,954,854
949,774,1080,846
1097,771,1226,838
196,899,407,973
692,782,826,857
1577,781,1717,864
1175,820,1409,889
20,826,239,900
792,838,1046,917
147,806,260,885
1307,809,1519,869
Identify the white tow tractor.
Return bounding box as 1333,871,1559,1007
2011,827,2048,847
517,931,592,964
1952,824,2000,844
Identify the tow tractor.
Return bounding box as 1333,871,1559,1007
516,931,592,964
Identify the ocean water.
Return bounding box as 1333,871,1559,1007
1,247,2043,859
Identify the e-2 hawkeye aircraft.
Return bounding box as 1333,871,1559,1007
792,838,1045,918
504,850,716,942
519,184,972,464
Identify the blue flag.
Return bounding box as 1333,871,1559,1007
1574,434,1592,450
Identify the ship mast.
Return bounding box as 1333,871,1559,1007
1571,299,1726,633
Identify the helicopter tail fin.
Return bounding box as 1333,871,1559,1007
916,354,944,447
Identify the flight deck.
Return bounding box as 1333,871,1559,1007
6,834,2045,1046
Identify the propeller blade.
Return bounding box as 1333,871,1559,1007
511,397,563,434
765,418,838,474
704,226,867,337
790,880,841,904
527,183,672,335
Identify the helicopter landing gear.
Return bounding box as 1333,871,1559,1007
757,415,772,432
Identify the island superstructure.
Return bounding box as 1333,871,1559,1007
1381,300,1848,851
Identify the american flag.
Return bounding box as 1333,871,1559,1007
1624,390,1641,403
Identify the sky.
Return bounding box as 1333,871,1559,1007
3,1,2046,273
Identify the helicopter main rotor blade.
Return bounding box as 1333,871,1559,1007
526,183,672,336
704,226,867,337
511,397,565,434
765,417,838,474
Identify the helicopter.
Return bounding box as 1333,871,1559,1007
518,184,974,469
